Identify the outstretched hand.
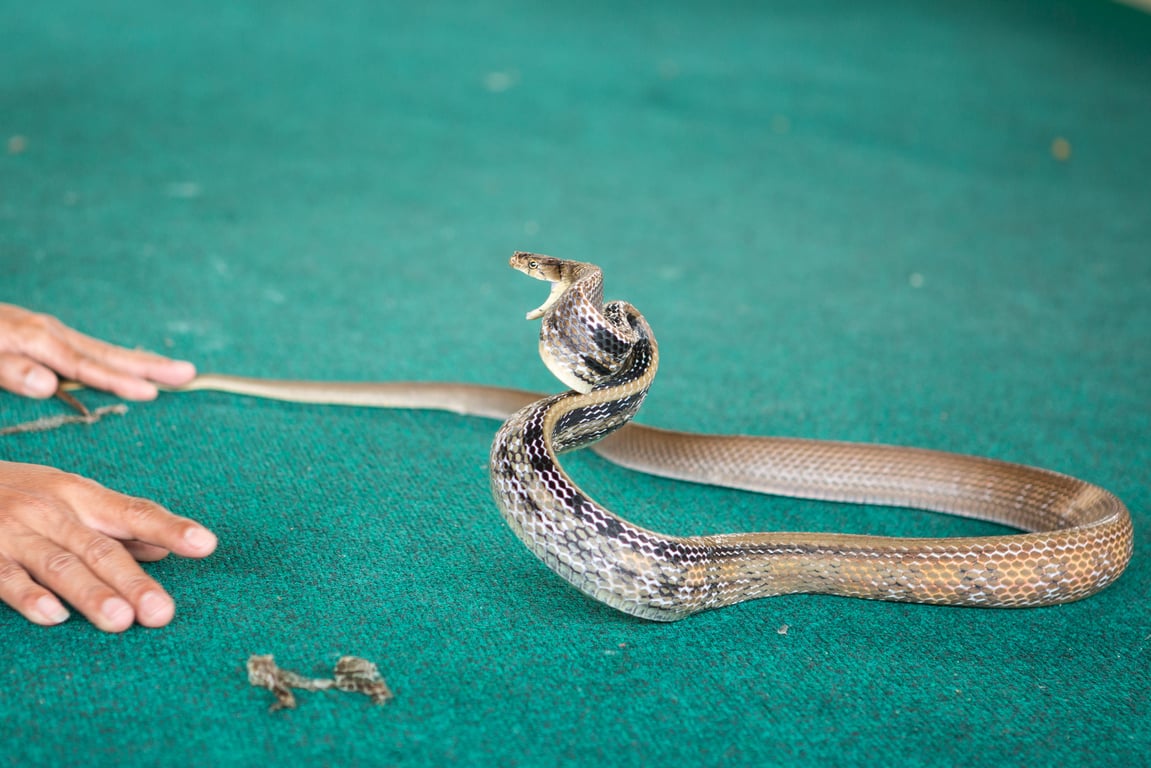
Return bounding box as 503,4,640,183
0,303,216,631
0,303,196,400
0,462,218,631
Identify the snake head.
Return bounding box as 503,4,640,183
509,252,566,282
510,252,576,320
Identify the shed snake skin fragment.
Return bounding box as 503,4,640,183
246,654,392,711
161,253,1133,620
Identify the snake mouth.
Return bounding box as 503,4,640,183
525,280,567,320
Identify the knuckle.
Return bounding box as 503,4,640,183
121,495,163,525
0,558,27,585
82,535,122,567
50,466,89,485
38,473,82,499
14,311,59,337
39,469,108,506
62,472,107,498
42,549,82,576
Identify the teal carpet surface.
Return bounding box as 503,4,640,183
1,0,1148,765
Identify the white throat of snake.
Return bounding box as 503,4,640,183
525,279,568,321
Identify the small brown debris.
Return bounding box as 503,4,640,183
1051,137,1072,162
334,655,394,705
247,654,392,712
247,655,305,711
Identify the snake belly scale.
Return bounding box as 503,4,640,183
159,253,1132,621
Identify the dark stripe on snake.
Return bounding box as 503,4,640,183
594,354,651,390
592,323,627,356
554,394,644,439
581,354,613,377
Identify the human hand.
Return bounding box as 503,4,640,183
0,303,196,400
0,461,217,631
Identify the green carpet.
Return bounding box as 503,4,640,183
2,0,1148,764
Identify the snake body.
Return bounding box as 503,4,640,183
168,253,1133,620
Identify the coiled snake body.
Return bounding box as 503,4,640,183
167,253,1133,620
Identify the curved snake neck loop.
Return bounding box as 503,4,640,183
140,252,1131,621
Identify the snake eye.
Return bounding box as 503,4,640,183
529,260,538,270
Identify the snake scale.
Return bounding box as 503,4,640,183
162,253,1133,620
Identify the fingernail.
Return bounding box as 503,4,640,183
156,360,197,387
35,595,70,624
138,591,171,623
101,597,134,626
183,526,217,553
23,367,56,397
171,360,197,379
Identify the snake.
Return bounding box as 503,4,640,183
135,253,1133,621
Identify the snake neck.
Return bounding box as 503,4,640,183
532,297,659,454
536,264,648,395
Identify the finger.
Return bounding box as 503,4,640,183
0,557,71,626
7,317,192,400
64,487,218,560
13,530,145,632
121,540,172,562
0,311,119,394
63,352,162,401
18,468,218,560
52,521,180,629
52,325,197,388
10,330,160,400
0,353,59,398
60,524,177,628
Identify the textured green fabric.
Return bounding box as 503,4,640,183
1,0,1148,765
